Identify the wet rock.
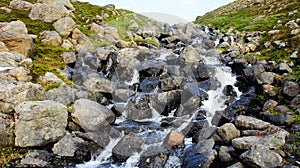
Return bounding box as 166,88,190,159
46,84,75,106
283,81,299,97
19,150,53,167
150,90,181,116
29,3,69,23
113,89,135,102
235,115,270,130
227,162,244,168
10,0,33,10
72,99,115,132
179,45,201,63
183,138,217,168
218,123,240,143
160,76,183,91
112,133,144,161
219,146,233,162
163,130,184,148
126,94,153,120
14,100,68,147
139,146,169,168
53,17,76,36
0,113,14,146
75,131,111,148
40,30,62,46
53,133,87,157
0,82,45,114
262,99,278,112
256,72,275,84
192,61,210,81
198,126,217,141
240,144,283,168
139,77,159,92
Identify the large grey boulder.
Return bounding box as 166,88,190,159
235,115,270,130
19,150,53,167
72,99,115,132
83,77,117,94
14,100,68,147
240,144,283,168
52,133,86,157
29,3,69,23
0,82,45,114
179,45,201,63
46,84,75,106
53,17,76,36
71,28,95,51
112,133,144,161
256,72,275,84
0,20,28,35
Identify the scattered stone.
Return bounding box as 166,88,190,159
262,99,278,112
218,123,240,143
52,133,86,157
72,99,115,132
285,20,298,28
62,52,76,64
163,130,184,148
291,94,300,108
53,17,76,36
46,84,75,105
14,100,68,147
283,81,300,97
256,72,275,84
61,39,74,50
291,29,300,36
37,0,75,11
277,62,293,73
39,72,63,84
290,51,298,59
10,0,33,10
219,146,233,162
0,20,28,35
262,84,278,97
29,3,69,23
227,162,244,168
40,30,62,46
240,144,283,168
235,115,270,130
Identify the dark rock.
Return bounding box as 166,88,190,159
126,94,153,120
256,72,275,84
0,113,14,146
198,126,217,141
198,78,221,91
18,150,53,167
192,61,210,82
113,89,135,102
240,144,283,168
262,99,278,112
291,94,300,108
227,162,244,168
219,146,233,162
139,146,169,168
160,76,183,91
150,90,181,116
139,77,159,92
268,113,294,126
112,133,144,161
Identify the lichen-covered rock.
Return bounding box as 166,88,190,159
72,99,115,132
19,150,53,167
14,100,68,147
46,84,75,105
29,3,69,23
8,67,31,82
283,81,299,97
10,0,33,10
52,134,86,157
40,30,62,46
0,82,46,114
83,77,117,94
53,17,76,36
37,0,75,11
0,20,28,35
235,115,270,130
240,144,283,168
218,123,240,143
179,45,201,63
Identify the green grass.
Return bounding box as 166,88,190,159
0,146,31,167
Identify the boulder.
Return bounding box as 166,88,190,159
240,144,283,168
40,31,62,46
37,0,75,11
227,162,244,168
283,81,299,97
112,133,144,161
218,123,240,143
61,39,74,50
0,42,9,52
256,72,275,84
163,130,184,148
291,94,300,108
46,84,75,105
262,84,278,96
113,89,135,102
10,0,33,10
262,99,278,112
14,100,68,147
219,146,233,162
72,99,115,132
277,62,293,73
0,20,28,35
71,28,95,51
29,3,69,23
53,17,76,36
83,77,117,94
39,72,63,84
0,113,14,146
0,82,45,114
62,52,76,64
52,133,86,157
179,45,201,63
235,115,270,130
19,150,53,167
8,67,31,82
0,31,35,57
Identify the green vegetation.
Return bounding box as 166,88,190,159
0,146,31,167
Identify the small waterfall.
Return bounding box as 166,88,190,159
201,56,242,125
125,69,140,86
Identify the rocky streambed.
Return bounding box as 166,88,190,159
0,0,299,167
